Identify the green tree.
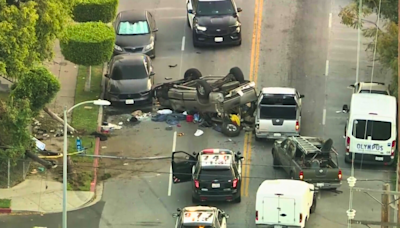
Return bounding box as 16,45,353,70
0,0,39,79
0,98,33,163
10,66,61,114
72,0,118,23
60,22,115,91
339,0,398,97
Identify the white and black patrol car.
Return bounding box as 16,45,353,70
186,0,242,47
173,206,229,228
171,149,244,203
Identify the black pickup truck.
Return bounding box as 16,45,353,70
272,136,342,190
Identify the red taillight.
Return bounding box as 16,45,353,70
295,120,299,131
232,179,238,188
338,169,342,180
256,211,258,221
299,213,303,223
391,141,396,157
194,179,199,188
346,137,350,152
299,171,304,180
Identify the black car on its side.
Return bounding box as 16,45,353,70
171,149,244,203
113,10,158,58
186,0,242,47
104,54,155,105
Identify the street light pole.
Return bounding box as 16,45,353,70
62,99,110,228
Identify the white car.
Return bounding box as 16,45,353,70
348,81,390,95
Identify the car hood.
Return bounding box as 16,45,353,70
110,78,152,94
116,34,151,47
196,15,238,27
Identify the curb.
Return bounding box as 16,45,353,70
0,208,11,214
90,63,107,193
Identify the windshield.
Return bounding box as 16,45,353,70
359,90,388,95
117,21,149,35
352,120,392,141
197,0,235,16
111,63,147,80
259,106,297,119
199,169,233,181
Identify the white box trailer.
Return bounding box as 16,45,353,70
255,179,317,228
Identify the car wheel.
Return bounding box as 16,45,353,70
192,30,200,48
272,151,279,169
187,14,190,27
310,197,317,213
236,40,242,46
184,68,202,81
229,67,245,83
196,79,212,103
235,196,241,203
254,133,261,142
192,196,199,203
221,120,241,137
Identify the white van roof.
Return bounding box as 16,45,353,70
257,179,312,197
261,87,296,95
350,94,396,119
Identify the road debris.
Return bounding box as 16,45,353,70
194,129,204,137
178,133,184,137
169,64,177,68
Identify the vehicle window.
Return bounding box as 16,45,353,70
259,106,297,120
260,95,296,105
352,120,392,141
359,90,389,95
117,20,150,35
196,0,235,16
199,169,233,181
111,63,148,80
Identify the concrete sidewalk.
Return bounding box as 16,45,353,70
0,179,102,214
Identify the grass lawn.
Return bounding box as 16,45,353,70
67,65,103,191
0,199,11,208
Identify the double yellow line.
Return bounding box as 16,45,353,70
241,0,264,197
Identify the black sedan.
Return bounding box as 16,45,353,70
104,54,155,105
112,10,158,58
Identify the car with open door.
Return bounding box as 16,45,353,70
172,206,229,228
348,81,390,95
186,0,242,47
171,149,244,203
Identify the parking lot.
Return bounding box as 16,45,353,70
96,0,395,227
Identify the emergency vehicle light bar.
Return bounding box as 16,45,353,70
202,149,233,154
183,212,214,224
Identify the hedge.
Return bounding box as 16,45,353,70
72,0,119,23
60,22,115,66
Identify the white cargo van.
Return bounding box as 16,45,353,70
255,179,316,228
342,93,397,165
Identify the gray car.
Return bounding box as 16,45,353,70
153,67,258,114
105,54,155,105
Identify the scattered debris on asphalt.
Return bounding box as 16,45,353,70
194,129,204,137
152,112,186,125
165,77,172,80
165,126,173,131
169,64,177,68
178,133,184,137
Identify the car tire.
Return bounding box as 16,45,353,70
235,196,241,203
272,151,279,169
192,196,199,203
222,119,241,137
310,197,317,213
187,14,190,27
192,30,200,48
196,79,212,103
229,67,245,83
184,68,202,81
254,133,261,142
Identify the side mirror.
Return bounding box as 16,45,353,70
236,151,241,155
192,152,196,155
172,213,179,218
299,94,305,98
225,214,230,219
188,9,193,14
237,7,242,12
342,104,349,113
104,73,109,78
150,72,155,76
153,28,159,32
347,84,355,89
177,208,181,212
239,156,244,160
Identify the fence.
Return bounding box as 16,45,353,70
0,159,31,188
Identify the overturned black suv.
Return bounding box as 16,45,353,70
152,67,257,114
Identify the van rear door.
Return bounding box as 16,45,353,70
263,197,296,225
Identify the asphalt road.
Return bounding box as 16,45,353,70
3,0,392,227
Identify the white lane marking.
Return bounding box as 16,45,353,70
322,108,327,125
168,131,177,196
181,36,185,51
325,60,329,76
328,13,332,28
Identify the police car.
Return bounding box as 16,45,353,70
173,206,229,228
171,149,243,203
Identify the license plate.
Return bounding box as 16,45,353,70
211,183,220,188
125,99,134,104
317,183,324,187
375,156,384,161
273,133,281,137
215,37,223,42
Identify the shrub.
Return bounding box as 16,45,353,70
72,0,119,23
60,22,115,66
